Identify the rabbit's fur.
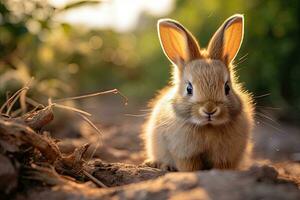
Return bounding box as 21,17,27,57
143,14,254,171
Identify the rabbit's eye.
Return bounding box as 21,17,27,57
187,82,193,95
225,81,230,95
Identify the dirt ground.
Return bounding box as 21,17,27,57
2,96,300,199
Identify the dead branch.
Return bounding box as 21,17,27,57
17,106,54,130
22,164,69,186
0,119,61,163
54,144,90,175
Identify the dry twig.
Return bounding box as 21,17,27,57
83,170,107,188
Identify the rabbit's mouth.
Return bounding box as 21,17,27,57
189,116,227,126
207,116,213,122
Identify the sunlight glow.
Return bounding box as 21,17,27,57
50,0,174,32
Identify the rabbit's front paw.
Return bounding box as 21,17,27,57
143,160,177,171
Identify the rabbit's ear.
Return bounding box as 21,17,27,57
158,19,201,66
208,14,244,65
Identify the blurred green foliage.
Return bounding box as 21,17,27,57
0,0,299,122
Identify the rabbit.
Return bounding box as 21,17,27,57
143,14,254,171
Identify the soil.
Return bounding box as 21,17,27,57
1,96,300,199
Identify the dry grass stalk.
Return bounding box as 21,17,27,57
0,78,33,115
20,86,28,114
79,114,103,160
51,103,92,116
52,88,128,105
25,97,44,108
0,87,29,114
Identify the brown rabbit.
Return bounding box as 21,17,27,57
143,14,254,171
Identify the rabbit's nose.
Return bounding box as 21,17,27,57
200,107,220,117
204,109,217,115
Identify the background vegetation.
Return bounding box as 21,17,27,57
0,0,299,123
